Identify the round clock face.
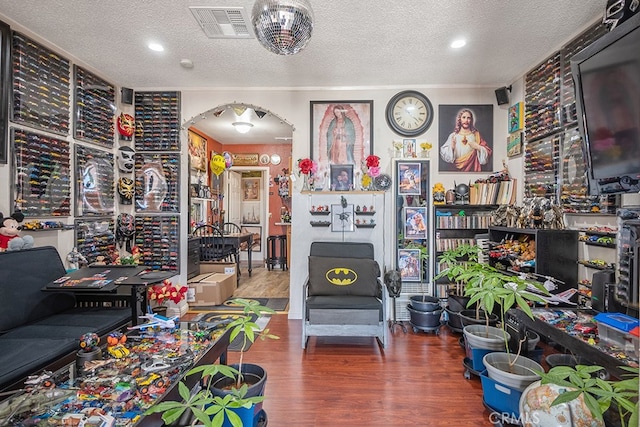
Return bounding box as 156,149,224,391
386,90,434,137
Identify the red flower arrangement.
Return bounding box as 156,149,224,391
365,154,380,169
148,279,187,305
297,158,317,175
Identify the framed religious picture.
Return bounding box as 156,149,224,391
188,130,207,171
310,101,373,180
242,177,261,201
438,104,494,172
403,138,416,158
330,164,354,191
403,206,428,239
397,162,422,195
398,248,421,282
507,132,523,157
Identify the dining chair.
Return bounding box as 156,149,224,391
221,222,243,269
192,224,235,262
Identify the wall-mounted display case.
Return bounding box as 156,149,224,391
73,65,115,147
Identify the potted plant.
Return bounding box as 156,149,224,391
523,364,639,427
433,243,497,330
145,298,278,426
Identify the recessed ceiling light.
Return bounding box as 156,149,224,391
148,43,164,52
180,59,194,69
450,39,466,49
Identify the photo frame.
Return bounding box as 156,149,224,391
508,102,524,133
403,207,428,239
242,177,261,201
331,203,355,232
134,153,180,213
75,144,115,216
398,248,421,282
310,101,373,178
507,132,523,158
0,20,10,164
438,104,494,172
330,164,354,191
397,162,422,195
403,138,416,158
188,129,207,171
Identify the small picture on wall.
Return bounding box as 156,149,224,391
508,102,524,133
507,132,523,157
404,207,428,239
242,178,261,201
398,248,421,282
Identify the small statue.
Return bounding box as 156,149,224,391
67,247,88,271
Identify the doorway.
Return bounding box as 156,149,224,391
186,102,293,299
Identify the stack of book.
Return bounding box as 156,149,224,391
469,179,516,205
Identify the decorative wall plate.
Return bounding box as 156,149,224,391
259,154,270,165
375,173,392,191
270,154,281,165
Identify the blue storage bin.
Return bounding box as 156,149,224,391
480,371,523,419
593,312,639,332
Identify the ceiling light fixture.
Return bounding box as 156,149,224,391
251,0,314,55
232,122,254,134
148,42,164,52
450,39,466,49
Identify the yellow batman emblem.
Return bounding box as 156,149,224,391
326,268,357,285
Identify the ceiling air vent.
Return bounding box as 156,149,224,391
189,7,254,39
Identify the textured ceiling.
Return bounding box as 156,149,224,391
0,0,607,143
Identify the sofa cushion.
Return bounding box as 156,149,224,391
35,307,131,335
308,256,380,296
0,246,75,332
0,338,76,389
306,295,383,321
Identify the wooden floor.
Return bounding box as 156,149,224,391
199,263,513,426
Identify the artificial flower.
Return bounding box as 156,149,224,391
297,158,317,175
361,174,372,188
365,155,380,168
148,279,187,304
420,142,433,151
368,166,380,178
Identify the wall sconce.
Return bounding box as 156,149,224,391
232,122,254,134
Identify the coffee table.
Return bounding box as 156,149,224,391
0,321,231,426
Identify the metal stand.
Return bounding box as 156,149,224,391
388,296,407,334
384,269,406,333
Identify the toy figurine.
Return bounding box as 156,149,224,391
0,211,34,252
432,183,446,205
67,246,88,271
79,332,100,353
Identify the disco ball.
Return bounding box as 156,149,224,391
251,0,314,55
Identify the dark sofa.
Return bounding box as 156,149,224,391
0,246,131,391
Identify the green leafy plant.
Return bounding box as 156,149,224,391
145,298,278,426
536,365,639,427
435,244,549,365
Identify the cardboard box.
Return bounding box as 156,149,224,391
199,261,237,277
187,272,236,306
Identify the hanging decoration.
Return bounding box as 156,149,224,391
210,154,226,177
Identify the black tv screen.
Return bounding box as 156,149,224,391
571,13,640,195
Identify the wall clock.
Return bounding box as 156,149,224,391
385,90,434,137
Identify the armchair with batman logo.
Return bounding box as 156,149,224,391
302,241,388,349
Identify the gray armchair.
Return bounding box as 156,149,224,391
302,241,387,349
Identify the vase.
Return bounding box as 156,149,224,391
420,150,430,158
301,174,311,191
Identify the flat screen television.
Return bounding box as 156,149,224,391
571,13,640,196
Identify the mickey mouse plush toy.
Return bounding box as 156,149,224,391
0,211,34,251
